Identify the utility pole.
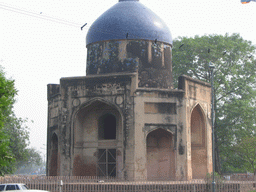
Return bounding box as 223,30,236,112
209,62,215,192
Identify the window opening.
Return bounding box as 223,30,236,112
6,185,16,191
98,114,116,140
97,149,116,177
0,185,5,191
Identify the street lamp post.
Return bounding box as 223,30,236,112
209,62,215,192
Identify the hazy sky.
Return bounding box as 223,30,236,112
1,0,256,157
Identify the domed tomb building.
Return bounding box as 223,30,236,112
47,0,213,180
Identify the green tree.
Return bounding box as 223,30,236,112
15,148,44,175
4,114,30,173
3,110,43,174
0,67,42,175
172,33,256,174
0,67,17,175
233,137,256,175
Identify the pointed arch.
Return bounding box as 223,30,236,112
49,132,59,176
191,104,206,146
190,104,207,179
190,102,207,118
146,128,175,180
72,98,123,144
71,98,123,177
145,126,175,139
73,97,124,119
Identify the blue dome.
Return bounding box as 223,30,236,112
86,0,172,46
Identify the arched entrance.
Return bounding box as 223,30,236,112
146,129,175,180
49,133,58,176
191,104,207,179
73,99,122,177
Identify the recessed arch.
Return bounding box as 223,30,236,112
190,102,207,120
73,99,122,144
49,132,59,176
146,128,175,180
144,125,176,139
73,97,124,120
191,104,207,179
191,104,206,146
72,98,123,177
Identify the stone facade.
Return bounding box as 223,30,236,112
46,0,212,180
47,73,212,180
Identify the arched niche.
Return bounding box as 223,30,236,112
49,133,59,176
146,128,175,180
191,104,207,179
72,99,122,177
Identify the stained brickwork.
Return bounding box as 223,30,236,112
87,40,172,89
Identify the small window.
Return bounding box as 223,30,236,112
6,185,16,191
0,185,5,191
98,114,116,140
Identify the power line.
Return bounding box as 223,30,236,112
0,3,81,27
0,3,167,42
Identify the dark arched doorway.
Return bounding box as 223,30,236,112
147,129,175,180
49,133,58,176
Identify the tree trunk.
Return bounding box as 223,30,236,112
215,148,221,174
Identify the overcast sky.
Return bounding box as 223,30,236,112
1,0,256,157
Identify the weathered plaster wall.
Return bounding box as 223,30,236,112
133,89,184,180
47,84,61,176
47,74,136,178
179,75,212,179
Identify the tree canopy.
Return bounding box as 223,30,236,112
0,67,16,175
233,136,256,175
172,33,256,173
0,67,42,175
